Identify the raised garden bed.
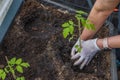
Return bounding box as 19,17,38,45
0,0,113,80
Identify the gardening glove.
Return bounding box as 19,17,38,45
71,38,100,69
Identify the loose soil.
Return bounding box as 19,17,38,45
0,0,111,80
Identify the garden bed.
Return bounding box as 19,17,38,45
0,0,111,80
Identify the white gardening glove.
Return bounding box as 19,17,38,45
71,38,100,69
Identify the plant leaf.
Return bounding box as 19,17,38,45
1,72,6,80
75,14,82,20
21,63,30,68
20,76,25,80
11,69,15,74
16,77,21,80
75,45,79,49
16,58,22,65
75,45,82,53
76,10,88,15
81,18,86,27
63,28,70,38
0,69,4,74
0,69,4,78
62,22,69,28
16,66,23,73
9,57,16,65
69,25,74,35
77,47,82,53
69,20,73,25
16,77,25,80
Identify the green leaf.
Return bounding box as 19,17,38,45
62,22,69,28
0,69,4,78
21,63,30,68
16,66,23,73
16,77,21,80
62,20,75,39
75,45,82,53
9,57,16,65
75,14,82,17
63,28,70,38
20,77,25,80
81,18,86,27
16,77,25,80
69,20,73,25
69,25,74,35
77,47,82,52
75,45,79,49
11,69,15,74
20,76,25,80
1,72,6,80
16,58,22,65
0,69,4,74
76,10,88,15
85,20,91,29
75,15,82,20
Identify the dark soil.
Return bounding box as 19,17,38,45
0,0,111,80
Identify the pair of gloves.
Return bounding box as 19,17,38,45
71,38,100,69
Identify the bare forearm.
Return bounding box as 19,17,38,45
81,9,111,40
97,35,120,49
80,0,119,40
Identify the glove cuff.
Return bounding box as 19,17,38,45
102,38,111,49
94,38,101,51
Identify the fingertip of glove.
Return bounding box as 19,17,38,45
80,64,86,70
71,49,75,57
73,62,78,66
71,56,75,60
71,52,74,57
71,54,76,60
71,55,78,60
74,59,81,66
80,66,83,70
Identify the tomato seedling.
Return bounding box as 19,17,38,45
62,10,95,52
0,56,30,80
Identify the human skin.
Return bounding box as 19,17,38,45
80,0,120,49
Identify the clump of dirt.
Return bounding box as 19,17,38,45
0,0,111,80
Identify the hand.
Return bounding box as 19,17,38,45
71,38,100,69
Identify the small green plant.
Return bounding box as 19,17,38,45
62,10,95,52
0,56,30,80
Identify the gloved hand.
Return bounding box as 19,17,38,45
71,38,100,69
